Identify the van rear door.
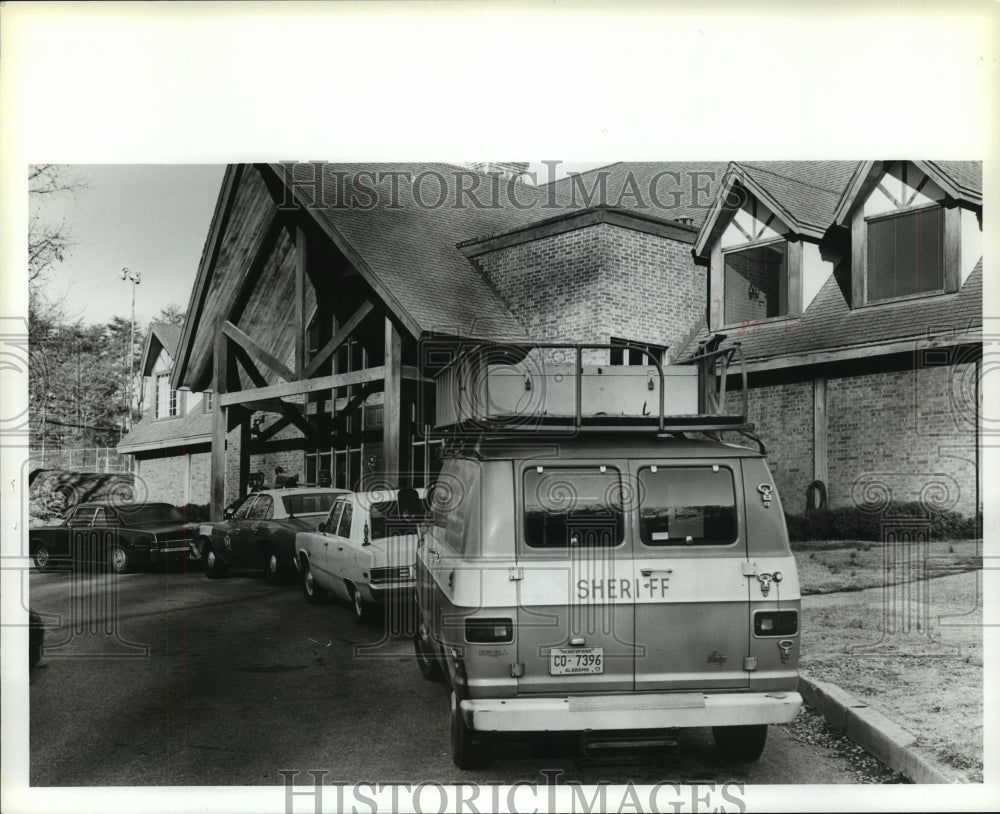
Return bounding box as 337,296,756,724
514,462,636,694
630,460,750,691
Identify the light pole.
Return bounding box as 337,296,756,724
120,267,141,431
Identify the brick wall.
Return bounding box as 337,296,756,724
134,452,190,506
224,421,306,506
476,223,705,360
741,380,814,513
827,362,978,516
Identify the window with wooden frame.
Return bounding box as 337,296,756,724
609,338,668,366
154,373,178,419
865,205,944,303
723,240,788,324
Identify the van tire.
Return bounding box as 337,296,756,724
414,622,445,683
450,690,490,769
712,724,768,762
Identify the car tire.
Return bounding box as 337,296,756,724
450,689,491,769
203,543,229,579
302,559,325,604
32,543,51,572
350,584,375,625
414,619,445,683
263,550,284,586
712,724,768,762
108,544,132,574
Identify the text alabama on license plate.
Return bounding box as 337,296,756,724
549,647,604,675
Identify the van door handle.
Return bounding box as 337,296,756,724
640,568,674,577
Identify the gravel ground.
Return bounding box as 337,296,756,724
785,705,908,784
796,565,983,782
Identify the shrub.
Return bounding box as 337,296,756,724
785,501,980,543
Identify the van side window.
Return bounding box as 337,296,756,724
638,466,737,545
523,467,623,548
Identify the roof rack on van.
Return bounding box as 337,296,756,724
426,340,764,451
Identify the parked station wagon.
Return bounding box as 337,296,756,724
196,487,348,583
295,487,429,622
413,342,802,768
29,501,197,574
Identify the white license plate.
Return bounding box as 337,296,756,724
549,647,604,675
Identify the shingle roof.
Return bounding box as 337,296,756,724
737,161,859,233
117,406,212,453
930,160,982,196
282,163,554,339
141,322,184,376
681,260,982,366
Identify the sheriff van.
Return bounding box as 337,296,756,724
412,342,802,769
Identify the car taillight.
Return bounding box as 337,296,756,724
753,610,798,636
465,618,514,644
370,565,414,582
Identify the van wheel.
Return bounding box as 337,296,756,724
450,690,490,769
302,559,325,604
712,724,768,762
203,544,229,579
413,621,444,683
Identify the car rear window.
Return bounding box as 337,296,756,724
637,466,737,545
523,466,624,548
282,492,337,516
370,500,431,540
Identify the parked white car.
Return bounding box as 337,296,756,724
295,487,429,623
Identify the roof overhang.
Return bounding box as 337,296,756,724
693,163,826,259
117,434,212,455
832,160,983,226
457,206,698,258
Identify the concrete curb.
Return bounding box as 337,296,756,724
798,674,967,784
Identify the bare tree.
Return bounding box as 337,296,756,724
157,303,187,326
28,164,88,299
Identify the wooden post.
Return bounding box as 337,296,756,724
239,410,251,499
383,317,402,488
211,323,228,520
813,377,828,486
295,226,307,377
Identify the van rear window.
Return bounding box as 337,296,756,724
523,467,623,548
638,466,737,545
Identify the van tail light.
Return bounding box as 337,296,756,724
753,610,798,637
465,618,514,644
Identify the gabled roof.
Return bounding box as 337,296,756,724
116,405,212,454
832,160,983,225
140,322,184,377
275,162,553,340
694,161,859,257
681,260,982,369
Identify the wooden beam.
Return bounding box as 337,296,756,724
222,320,295,383
851,209,866,307
256,415,292,444
211,323,228,520
813,377,828,485
219,366,389,406
943,203,961,293
304,300,374,378
295,226,307,377
383,317,402,487
231,342,269,389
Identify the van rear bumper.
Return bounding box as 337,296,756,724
462,691,802,732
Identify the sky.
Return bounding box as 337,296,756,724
30,162,600,329
31,164,226,327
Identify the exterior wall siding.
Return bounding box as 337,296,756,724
826,362,978,516
476,223,706,361
741,380,814,514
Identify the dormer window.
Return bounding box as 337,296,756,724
865,205,944,302
723,240,789,324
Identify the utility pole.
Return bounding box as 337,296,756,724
120,267,142,431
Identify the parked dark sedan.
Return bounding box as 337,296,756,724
29,502,198,574
195,487,348,584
